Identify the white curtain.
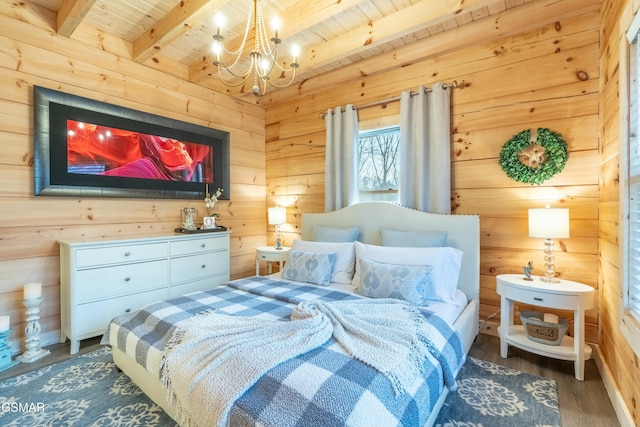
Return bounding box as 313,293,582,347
399,83,451,213
324,105,359,211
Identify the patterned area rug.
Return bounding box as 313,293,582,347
0,348,559,426
435,356,560,427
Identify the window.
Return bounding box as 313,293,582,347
357,126,399,203
621,7,640,358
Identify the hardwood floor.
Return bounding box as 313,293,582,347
1,333,621,426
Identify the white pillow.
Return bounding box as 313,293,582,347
352,241,463,305
291,240,356,285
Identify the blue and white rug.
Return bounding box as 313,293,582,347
0,349,559,426
434,356,560,427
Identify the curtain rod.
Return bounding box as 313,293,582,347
320,80,457,118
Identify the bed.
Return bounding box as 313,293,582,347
102,202,480,427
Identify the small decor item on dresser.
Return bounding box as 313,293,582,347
180,207,198,230
204,186,224,229
520,311,568,346
202,216,217,230
523,261,534,281
204,186,224,217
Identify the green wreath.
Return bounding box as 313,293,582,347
499,128,568,185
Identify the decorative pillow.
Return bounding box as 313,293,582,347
356,258,432,305
291,240,356,284
380,227,448,247
352,242,463,305
281,250,336,286
313,226,360,243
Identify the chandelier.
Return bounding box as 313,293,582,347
212,0,300,96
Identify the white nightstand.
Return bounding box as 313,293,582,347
496,274,595,381
255,246,290,275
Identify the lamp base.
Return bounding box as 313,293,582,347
540,276,561,283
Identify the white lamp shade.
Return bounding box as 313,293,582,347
268,206,286,225
528,207,570,238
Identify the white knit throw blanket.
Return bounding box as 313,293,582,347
160,298,435,427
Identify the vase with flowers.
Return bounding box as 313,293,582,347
203,187,223,229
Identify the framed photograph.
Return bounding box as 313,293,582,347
203,216,217,229
33,86,230,200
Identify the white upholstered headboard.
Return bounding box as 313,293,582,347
301,202,480,302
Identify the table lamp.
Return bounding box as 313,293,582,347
528,206,570,283
268,206,286,249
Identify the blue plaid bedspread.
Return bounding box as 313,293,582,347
102,276,466,427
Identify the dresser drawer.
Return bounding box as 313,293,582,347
503,286,578,310
75,260,169,303
170,251,229,283
170,236,228,257
75,242,167,268
169,273,229,298
75,288,168,338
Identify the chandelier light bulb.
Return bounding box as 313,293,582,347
271,16,281,31
214,12,225,31
260,57,270,73
212,40,222,55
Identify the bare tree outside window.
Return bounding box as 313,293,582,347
358,126,400,202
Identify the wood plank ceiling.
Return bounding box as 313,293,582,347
27,0,536,101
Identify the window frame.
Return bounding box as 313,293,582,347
619,4,640,359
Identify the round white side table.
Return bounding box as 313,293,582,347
255,246,290,275
496,273,595,381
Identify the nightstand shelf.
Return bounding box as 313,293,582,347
496,274,594,381
502,325,591,361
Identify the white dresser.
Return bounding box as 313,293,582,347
59,232,230,354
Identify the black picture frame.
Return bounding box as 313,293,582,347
33,86,230,200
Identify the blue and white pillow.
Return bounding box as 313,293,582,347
291,240,356,284
356,258,432,305
313,226,360,243
380,227,448,247
282,250,336,286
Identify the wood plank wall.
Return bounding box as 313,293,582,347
599,0,640,424
0,3,267,350
263,2,600,344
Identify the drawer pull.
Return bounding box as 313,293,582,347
534,297,543,301
125,308,131,313
125,277,131,282
201,264,206,269
124,251,131,257
201,243,206,248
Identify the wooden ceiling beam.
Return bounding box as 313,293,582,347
57,0,98,37
300,0,499,74
133,0,232,63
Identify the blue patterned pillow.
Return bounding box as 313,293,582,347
282,250,336,286
356,258,432,305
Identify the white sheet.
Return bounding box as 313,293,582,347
269,272,467,325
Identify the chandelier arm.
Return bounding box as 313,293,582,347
215,55,254,80
264,66,298,89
